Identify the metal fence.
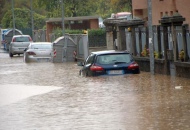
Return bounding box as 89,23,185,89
126,25,190,62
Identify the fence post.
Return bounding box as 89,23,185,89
182,24,188,61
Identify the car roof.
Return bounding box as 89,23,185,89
13,35,31,37
30,42,52,45
91,50,130,55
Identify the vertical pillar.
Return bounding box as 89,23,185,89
30,0,34,40
117,26,121,50
157,26,161,56
131,27,136,55
182,24,188,61
11,0,15,35
61,0,65,35
106,31,114,50
148,0,154,74
171,23,177,61
163,26,169,74
139,27,142,56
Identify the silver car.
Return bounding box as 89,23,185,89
24,42,53,63
9,35,33,57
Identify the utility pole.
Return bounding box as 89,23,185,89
30,0,34,40
148,0,154,75
61,0,65,35
11,0,15,35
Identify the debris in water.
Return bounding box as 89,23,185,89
175,86,183,89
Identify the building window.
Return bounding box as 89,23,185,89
160,0,164,1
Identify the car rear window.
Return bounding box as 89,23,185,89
96,54,131,64
31,44,52,49
15,37,30,42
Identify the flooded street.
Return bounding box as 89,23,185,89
0,49,190,130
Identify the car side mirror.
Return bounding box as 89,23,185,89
24,48,28,51
77,62,84,66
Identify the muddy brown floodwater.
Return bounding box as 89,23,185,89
0,50,190,130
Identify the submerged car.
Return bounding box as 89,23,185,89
78,50,140,77
24,42,53,63
9,35,33,57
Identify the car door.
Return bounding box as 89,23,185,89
82,54,95,76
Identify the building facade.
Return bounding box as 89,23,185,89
46,16,100,42
132,0,190,25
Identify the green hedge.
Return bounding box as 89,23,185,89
88,29,106,36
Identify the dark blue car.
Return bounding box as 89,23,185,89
78,50,140,77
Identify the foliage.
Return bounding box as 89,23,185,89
1,0,133,28
110,0,132,13
141,45,149,57
179,49,184,61
88,29,106,36
52,28,84,38
0,0,6,23
1,8,46,29
154,51,159,59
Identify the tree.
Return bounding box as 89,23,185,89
0,0,6,25
110,0,132,13
1,8,46,29
0,0,133,26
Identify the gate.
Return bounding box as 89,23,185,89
52,35,77,63
69,34,89,61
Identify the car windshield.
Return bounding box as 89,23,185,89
31,44,52,49
15,37,30,42
96,54,131,64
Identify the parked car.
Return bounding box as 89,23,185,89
78,50,140,77
24,42,53,63
9,35,33,57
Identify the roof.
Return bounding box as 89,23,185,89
4,29,23,35
12,35,30,37
31,42,52,45
46,16,100,23
91,50,130,55
53,36,76,45
116,12,131,15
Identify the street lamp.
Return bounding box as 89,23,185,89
61,0,65,35
148,0,154,75
11,0,15,35
30,0,34,40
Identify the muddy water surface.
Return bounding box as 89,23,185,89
0,52,190,130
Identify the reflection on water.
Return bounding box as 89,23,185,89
0,56,190,130
0,84,62,106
